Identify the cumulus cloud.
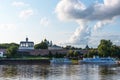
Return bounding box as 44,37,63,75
56,0,120,21
55,0,86,21
12,1,28,7
55,0,120,46
19,9,34,19
40,17,50,26
69,20,91,45
94,19,114,30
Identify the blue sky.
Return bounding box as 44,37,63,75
0,0,120,48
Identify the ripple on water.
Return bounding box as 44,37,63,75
0,64,119,80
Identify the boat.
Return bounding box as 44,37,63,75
79,56,117,65
50,58,72,64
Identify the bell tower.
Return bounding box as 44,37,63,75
26,37,28,42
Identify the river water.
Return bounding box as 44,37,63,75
0,64,120,80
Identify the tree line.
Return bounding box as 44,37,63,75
0,43,19,58
1,39,120,59
84,39,120,58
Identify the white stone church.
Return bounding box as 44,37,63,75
19,37,34,51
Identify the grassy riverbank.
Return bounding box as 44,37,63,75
0,57,50,64
0,56,50,60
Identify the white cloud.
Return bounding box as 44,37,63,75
69,20,91,45
94,19,114,31
12,1,28,7
55,0,86,21
56,0,120,21
55,0,120,46
104,0,120,7
40,17,50,26
19,9,34,19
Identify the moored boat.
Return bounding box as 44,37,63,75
79,56,117,65
50,58,72,64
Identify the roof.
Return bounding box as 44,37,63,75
20,41,34,44
52,45,61,48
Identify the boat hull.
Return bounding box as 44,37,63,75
79,60,117,65
79,56,118,65
50,58,72,64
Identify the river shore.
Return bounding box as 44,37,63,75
0,59,50,65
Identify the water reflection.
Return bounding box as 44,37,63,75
0,64,119,80
2,65,17,78
99,66,116,75
98,65,120,80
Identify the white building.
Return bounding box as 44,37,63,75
0,52,4,57
48,45,63,50
19,37,34,50
0,49,6,57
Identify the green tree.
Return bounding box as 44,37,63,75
73,51,79,57
98,39,112,57
48,51,53,58
34,41,48,49
67,50,74,57
59,53,65,58
64,45,72,50
83,53,88,58
111,45,120,58
0,43,19,49
55,52,59,58
86,49,98,58
6,45,18,58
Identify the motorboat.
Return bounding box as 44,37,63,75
50,58,72,64
79,56,117,64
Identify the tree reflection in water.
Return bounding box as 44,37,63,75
99,66,116,75
0,65,50,79
33,65,49,77
2,65,17,78
0,64,119,80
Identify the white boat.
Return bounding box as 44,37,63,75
79,56,117,64
50,58,72,64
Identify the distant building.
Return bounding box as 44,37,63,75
0,49,7,57
29,49,68,56
44,39,62,50
19,37,34,51
48,45,63,50
0,52,4,57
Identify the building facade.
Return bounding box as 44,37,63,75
0,49,6,57
19,37,34,51
48,45,63,50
